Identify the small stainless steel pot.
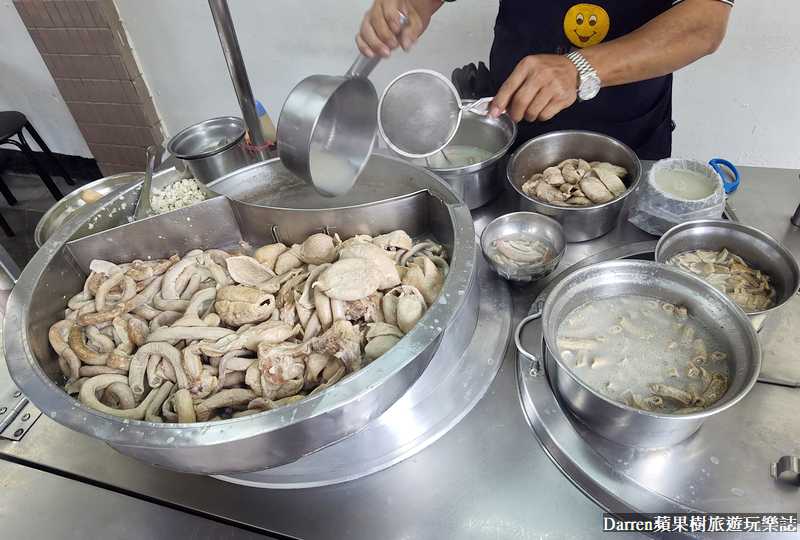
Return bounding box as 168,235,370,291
506,130,641,242
167,116,253,184
655,219,800,332
276,14,407,198
515,260,761,448
409,101,517,209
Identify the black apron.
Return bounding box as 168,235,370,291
490,0,676,159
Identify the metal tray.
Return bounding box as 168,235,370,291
35,172,142,247
34,167,195,248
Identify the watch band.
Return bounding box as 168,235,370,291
566,51,595,82
566,50,601,101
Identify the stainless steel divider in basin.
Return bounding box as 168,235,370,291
5,155,477,475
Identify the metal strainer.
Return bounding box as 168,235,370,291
378,70,459,159
379,69,497,158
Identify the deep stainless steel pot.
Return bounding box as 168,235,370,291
4,154,476,475
506,130,641,242
408,101,517,209
655,219,800,332
167,116,253,184
515,260,761,448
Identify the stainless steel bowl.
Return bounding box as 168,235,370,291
517,259,761,448
506,130,642,242
167,116,254,184
655,219,800,331
408,101,517,209
480,212,566,282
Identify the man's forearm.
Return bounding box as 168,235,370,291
580,0,732,88
415,0,446,22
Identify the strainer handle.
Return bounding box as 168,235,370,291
345,12,409,79
463,96,503,116
515,310,545,381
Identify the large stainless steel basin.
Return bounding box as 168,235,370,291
4,155,477,475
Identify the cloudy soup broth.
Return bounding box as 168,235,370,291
426,146,493,169
309,147,358,197
654,169,715,200
555,294,729,413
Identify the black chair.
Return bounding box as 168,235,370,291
0,212,13,237
0,111,75,203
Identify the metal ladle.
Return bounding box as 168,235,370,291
277,14,408,198
133,146,157,220
133,146,219,221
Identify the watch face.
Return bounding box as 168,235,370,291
578,74,601,101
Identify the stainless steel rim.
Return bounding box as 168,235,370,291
167,116,246,159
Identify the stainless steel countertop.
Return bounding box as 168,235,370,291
1,164,797,539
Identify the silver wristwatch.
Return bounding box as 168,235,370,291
566,50,601,102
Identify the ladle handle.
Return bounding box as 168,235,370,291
133,146,158,220
515,310,545,381
463,96,501,116
345,54,381,79
345,12,409,79
142,146,157,201
145,146,157,177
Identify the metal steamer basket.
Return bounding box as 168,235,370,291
4,155,477,475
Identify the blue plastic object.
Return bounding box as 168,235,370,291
255,100,266,116
709,158,740,194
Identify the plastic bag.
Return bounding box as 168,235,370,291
628,158,725,236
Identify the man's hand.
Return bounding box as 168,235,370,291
490,0,731,123
356,0,443,58
490,55,579,122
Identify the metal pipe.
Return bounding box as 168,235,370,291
208,0,269,162
791,173,800,227
792,203,800,227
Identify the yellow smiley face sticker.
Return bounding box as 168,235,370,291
564,4,610,48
